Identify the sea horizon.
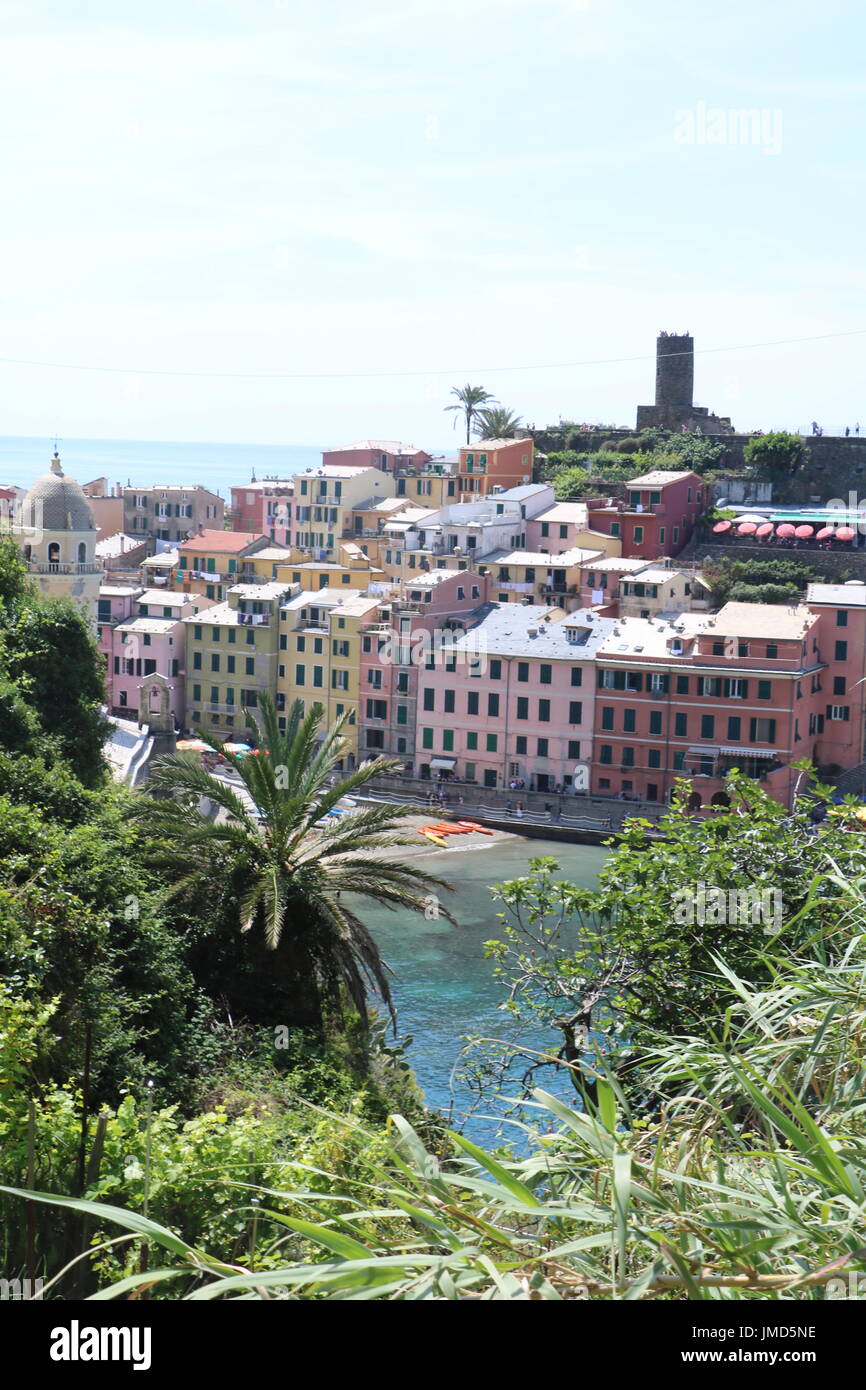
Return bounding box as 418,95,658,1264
0,434,329,496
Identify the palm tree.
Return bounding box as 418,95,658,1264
445,383,497,444
131,694,452,1033
474,406,523,440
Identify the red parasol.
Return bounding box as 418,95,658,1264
836,527,856,542
712,519,732,533
794,525,814,538
755,523,774,537
776,524,796,538
737,522,757,535
816,527,834,540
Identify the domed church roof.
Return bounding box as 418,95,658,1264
22,453,96,533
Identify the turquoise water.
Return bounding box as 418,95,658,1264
0,435,323,494
362,837,609,1138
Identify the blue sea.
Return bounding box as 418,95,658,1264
0,435,325,496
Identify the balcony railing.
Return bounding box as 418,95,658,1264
27,561,103,576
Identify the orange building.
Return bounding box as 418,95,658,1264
456,438,534,499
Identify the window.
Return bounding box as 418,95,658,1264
514,736,527,755
467,691,479,715
467,731,478,750
295,664,305,686
766,644,778,659
569,701,582,724
600,744,613,765
517,662,529,682
538,699,550,722
444,690,455,714
623,708,636,733
676,675,689,695
571,667,582,687
423,688,434,711
443,730,454,751
537,738,549,757
750,717,776,742
649,710,662,735
701,714,715,739
633,526,644,543
727,716,741,740
517,697,529,720
193,651,202,670
601,706,614,731
835,640,848,661
833,676,847,696
725,678,748,699
674,712,687,736
539,664,552,685
488,693,500,717
366,699,386,720
245,657,255,675
828,704,850,722
490,659,502,679
837,610,848,627
486,734,498,752
757,680,772,700
621,747,634,767
422,728,434,750
648,748,661,769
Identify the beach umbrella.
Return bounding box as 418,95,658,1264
737,513,767,525
712,519,732,533
776,523,796,538
836,527,856,542
737,522,757,535
177,738,209,752
755,523,774,537
223,741,253,755
816,527,834,540
794,524,814,539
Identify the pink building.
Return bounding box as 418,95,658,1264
229,480,295,545
322,441,430,474
589,601,832,810
415,604,615,791
358,569,489,771
587,470,705,559
108,589,216,722
98,585,143,709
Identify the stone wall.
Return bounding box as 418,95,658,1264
695,540,866,582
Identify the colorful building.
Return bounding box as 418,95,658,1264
456,438,535,498
587,470,705,559
416,604,614,791
124,485,224,546
182,581,294,738
175,530,277,603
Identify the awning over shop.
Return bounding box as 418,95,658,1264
716,747,778,759
430,757,456,770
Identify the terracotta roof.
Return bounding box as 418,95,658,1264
179,530,266,553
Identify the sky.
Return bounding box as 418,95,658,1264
0,0,864,446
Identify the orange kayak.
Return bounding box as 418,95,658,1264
457,821,493,834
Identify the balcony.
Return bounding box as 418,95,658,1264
28,561,103,576
237,612,270,626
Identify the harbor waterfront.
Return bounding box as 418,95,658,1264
359,833,610,1131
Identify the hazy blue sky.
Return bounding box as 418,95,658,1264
0,0,864,445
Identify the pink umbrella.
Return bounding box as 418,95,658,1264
794,524,814,539
755,523,774,537
816,527,834,540
712,519,732,533
836,527,856,542
737,522,757,535
776,524,796,538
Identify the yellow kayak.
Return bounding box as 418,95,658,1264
420,829,449,846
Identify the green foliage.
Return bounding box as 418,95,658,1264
727,581,800,604
444,383,497,443
476,772,865,1093
703,556,818,605
474,406,522,439
132,694,452,1035
11,909,866,1299
744,430,804,476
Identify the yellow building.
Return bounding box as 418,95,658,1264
175,531,281,603
276,588,380,768
291,465,396,554
481,547,606,610
182,580,294,737
244,541,384,592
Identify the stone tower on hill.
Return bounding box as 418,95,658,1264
636,331,734,434
10,452,102,628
